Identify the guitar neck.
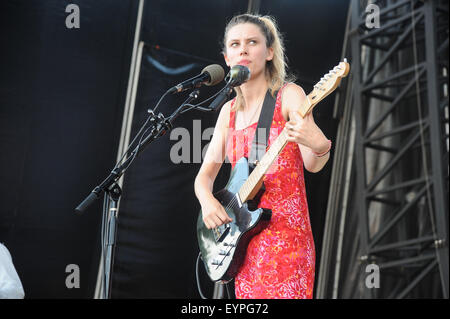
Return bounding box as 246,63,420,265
238,128,288,203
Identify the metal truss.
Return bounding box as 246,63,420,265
351,0,448,298
318,0,448,299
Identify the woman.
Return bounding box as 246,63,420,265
194,13,331,299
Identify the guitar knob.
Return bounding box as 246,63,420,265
219,250,229,256
211,260,222,266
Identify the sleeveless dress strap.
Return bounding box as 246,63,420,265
229,98,237,129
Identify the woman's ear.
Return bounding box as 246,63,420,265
266,47,274,62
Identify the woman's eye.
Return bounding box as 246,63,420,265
230,42,238,47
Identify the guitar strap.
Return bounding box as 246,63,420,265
248,89,277,166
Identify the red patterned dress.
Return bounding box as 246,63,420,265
226,85,315,299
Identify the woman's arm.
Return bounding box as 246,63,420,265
281,83,331,173
194,101,233,228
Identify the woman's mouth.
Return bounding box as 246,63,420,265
237,60,250,66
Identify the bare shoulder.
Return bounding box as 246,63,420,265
199,99,232,172
281,83,307,121
215,99,232,130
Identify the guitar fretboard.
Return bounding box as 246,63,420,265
237,128,289,203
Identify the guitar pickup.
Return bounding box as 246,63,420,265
213,224,230,243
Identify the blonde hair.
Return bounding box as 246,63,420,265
222,14,292,111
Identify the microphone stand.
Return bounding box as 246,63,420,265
180,84,233,114
75,89,200,299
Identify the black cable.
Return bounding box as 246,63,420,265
114,88,171,171
113,116,152,171
180,84,229,114
118,125,154,173
152,88,171,113
101,193,109,298
195,252,208,299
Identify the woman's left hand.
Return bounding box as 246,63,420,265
285,111,329,154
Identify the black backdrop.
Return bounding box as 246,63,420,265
0,0,348,298
0,0,138,298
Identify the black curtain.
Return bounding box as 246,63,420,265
0,0,137,298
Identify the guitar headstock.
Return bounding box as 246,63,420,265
300,59,350,117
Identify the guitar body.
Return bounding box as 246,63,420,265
197,157,272,282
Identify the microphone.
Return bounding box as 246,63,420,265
168,64,225,94
207,65,251,111
225,64,251,87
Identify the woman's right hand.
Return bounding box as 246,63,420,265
201,197,233,229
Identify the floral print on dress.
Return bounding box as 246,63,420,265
226,85,315,299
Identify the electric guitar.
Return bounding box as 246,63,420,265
197,60,350,282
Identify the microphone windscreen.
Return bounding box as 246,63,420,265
229,65,250,85
202,64,225,86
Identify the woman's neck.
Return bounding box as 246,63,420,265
239,74,269,109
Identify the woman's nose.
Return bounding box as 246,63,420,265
239,44,248,55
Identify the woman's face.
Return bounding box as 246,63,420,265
223,23,274,80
